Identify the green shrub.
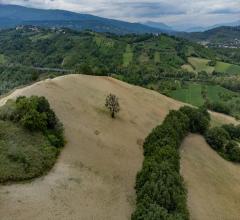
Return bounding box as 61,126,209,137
179,106,210,134
132,203,169,220
45,123,64,148
207,102,231,115
225,141,240,162
205,127,230,150
222,124,240,140
0,99,16,121
20,109,48,131
0,95,64,183
0,120,59,183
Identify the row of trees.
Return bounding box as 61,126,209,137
205,124,240,162
132,106,210,220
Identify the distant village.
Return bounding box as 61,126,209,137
199,38,240,49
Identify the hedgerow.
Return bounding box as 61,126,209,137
132,106,210,220
205,124,240,162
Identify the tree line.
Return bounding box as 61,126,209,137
132,106,210,220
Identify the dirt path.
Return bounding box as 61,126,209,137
0,74,184,220
181,134,240,220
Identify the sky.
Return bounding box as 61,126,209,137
0,0,239,28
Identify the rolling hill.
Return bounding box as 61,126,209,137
0,27,216,94
0,4,162,34
179,26,240,48
0,74,239,219
181,134,240,220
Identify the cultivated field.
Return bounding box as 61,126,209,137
169,82,240,118
0,74,238,219
187,57,240,75
123,44,133,67
0,54,6,64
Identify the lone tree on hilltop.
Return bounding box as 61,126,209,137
105,94,120,118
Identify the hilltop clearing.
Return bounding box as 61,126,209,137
0,74,238,219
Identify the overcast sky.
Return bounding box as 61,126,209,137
1,0,240,27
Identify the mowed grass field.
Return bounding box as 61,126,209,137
188,57,214,74
0,54,6,64
215,61,240,75
123,44,133,67
29,33,54,42
187,57,240,75
170,83,204,106
169,83,239,107
154,51,160,63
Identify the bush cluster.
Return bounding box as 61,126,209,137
205,124,240,162
206,101,231,115
132,106,210,220
0,96,64,148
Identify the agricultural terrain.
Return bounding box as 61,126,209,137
0,28,240,119
185,57,240,74
0,74,238,219
168,82,240,119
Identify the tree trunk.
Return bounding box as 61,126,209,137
111,112,115,118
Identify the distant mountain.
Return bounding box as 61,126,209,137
143,21,173,32
173,20,240,32
183,26,207,32
210,20,240,29
0,4,164,34
178,26,240,48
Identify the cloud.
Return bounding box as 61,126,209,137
0,0,239,27
211,9,240,14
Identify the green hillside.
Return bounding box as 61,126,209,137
0,27,215,93
169,83,240,118
0,27,240,118
186,57,240,75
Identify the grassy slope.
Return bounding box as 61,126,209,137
181,134,240,220
169,83,240,116
170,83,204,106
0,54,6,64
0,74,183,220
0,74,238,219
0,120,58,182
188,57,214,73
123,44,133,67
188,57,240,74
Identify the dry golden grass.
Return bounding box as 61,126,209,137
0,74,238,219
181,134,240,220
0,74,183,220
